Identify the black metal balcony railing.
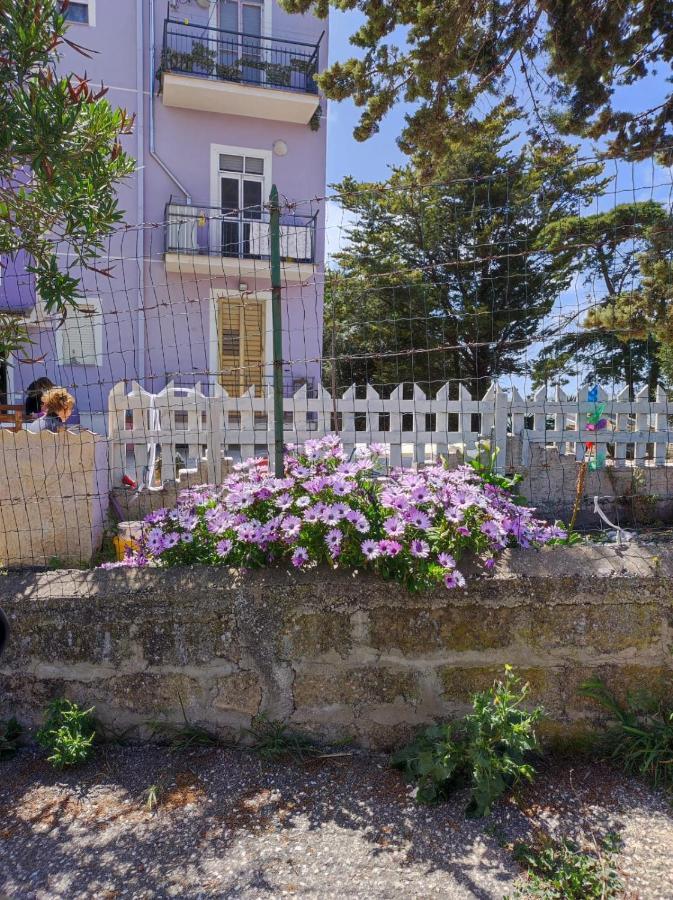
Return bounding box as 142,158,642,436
162,19,322,95
165,202,317,265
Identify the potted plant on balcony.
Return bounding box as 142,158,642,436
215,62,242,81
264,62,293,87
189,42,216,75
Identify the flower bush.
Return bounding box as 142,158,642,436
104,435,564,590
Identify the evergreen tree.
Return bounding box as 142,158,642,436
282,0,673,164
532,201,672,396
324,113,604,397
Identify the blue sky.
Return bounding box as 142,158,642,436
325,10,408,185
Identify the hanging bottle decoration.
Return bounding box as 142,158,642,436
585,386,608,470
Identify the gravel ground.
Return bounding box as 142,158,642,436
1,746,672,899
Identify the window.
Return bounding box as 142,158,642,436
58,299,102,366
219,154,265,257
63,1,95,26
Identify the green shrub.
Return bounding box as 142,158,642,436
37,699,96,769
508,833,622,899
392,666,542,816
580,676,673,793
0,717,22,759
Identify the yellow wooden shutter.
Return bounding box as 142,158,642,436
218,297,265,396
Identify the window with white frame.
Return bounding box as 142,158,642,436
58,298,102,366
63,0,95,26
219,153,266,257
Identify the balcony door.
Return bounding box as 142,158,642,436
219,0,263,84
219,153,265,258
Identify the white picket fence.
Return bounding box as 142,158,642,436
108,380,673,486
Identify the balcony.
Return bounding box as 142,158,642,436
161,19,322,124
164,202,317,282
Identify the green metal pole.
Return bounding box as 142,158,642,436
269,185,284,475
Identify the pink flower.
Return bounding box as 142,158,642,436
378,539,402,557
456,525,470,537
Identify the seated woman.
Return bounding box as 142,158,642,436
27,387,76,432
24,377,55,419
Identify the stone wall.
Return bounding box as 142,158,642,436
1,546,672,748
0,430,109,567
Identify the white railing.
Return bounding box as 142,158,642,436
108,380,673,486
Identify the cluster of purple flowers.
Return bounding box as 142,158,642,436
102,435,564,590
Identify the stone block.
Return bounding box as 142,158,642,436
136,612,239,666
281,611,352,659
211,672,262,716
103,673,206,715
513,602,663,654
293,666,421,708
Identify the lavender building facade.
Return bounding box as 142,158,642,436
2,0,328,432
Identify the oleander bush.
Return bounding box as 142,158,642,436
104,435,563,591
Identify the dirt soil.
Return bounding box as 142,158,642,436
1,746,672,899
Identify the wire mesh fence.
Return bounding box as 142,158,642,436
2,154,673,566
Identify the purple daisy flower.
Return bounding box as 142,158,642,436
303,506,321,524
291,547,309,568
282,515,302,539
216,539,233,557
444,570,466,590
383,516,405,538
145,527,165,554
481,520,502,540
437,552,456,569
410,539,430,559
406,509,431,530
325,528,342,550
321,505,341,527
361,539,380,560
